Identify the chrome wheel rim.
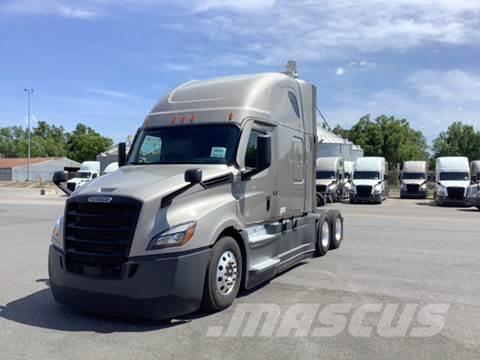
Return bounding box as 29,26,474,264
321,221,330,248
216,250,238,296
335,218,342,241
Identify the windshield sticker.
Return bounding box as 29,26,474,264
210,147,227,158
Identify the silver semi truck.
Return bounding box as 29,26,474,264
350,157,389,204
315,156,344,202
49,70,344,319
399,161,428,199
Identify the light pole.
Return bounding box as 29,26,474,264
23,88,34,181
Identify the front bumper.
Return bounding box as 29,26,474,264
400,189,428,198
436,194,467,205
350,193,382,203
49,245,211,319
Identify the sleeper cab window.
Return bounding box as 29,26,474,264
245,130,263,169
288,91,300,118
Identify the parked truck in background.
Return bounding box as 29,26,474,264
315,157,344,203
66,161,101,192
466,160,480,209
48,68,344,319
350,157,388,204
434,157,470,206
399,161,428,199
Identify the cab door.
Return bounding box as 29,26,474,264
234,121,275,225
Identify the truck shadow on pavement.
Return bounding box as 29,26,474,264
0,286,198,333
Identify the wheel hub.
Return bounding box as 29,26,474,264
216,250,238,295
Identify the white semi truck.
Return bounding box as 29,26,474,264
434,157,470,206
350,157,388,204
342,160,354,198
66,161,101,192
315,157,344,202
49,68,344,319
399,161,428,199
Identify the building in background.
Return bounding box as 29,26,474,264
317,126,364,161
0,157,81,182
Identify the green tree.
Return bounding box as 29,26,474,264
432,122,480,160
66,124,113,163
340,114,429,168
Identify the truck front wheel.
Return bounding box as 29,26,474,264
202,236,242,311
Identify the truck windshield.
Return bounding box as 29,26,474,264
75,172,91,179
316,171,336,179
439,172,469,181
353,171,380,180
402,172,425,180
129,125,239,165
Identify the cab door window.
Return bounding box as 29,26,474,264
245,130,263,169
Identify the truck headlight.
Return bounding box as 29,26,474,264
437,186,447,196
400,182,406,190
373,184,382,193
328,183,336,191
420,183,427,190
147,222,196,250
51,216,63,249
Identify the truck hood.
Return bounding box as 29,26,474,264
401,179,427,185
436,180,470,189
352,179,381,187
73,164,232,201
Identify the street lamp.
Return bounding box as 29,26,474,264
23,88,34,181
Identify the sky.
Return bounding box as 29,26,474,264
0,0,479,144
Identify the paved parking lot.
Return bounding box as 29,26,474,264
0,188,479,359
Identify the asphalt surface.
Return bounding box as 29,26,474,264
0,188,479,359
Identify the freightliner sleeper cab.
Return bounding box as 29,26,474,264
48,70,344,319
434,157,470,206
350,157,388,204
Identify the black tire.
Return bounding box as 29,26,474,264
315,215,330,257
202,236,242,311
349,198,355,204
331,192,338,203
327,210,343,250
317,193,325,207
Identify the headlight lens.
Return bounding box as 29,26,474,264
420,183,427,190
400,182,406,190
147,222,196,250
350,184,356,193
51,216,63,249
328,183,336,191
437,185,447,195
374,184,382,193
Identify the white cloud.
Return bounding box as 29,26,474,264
1,0,97,19
164,62,193,72
335,67,345,76
406,69,480,102
86,88,156,103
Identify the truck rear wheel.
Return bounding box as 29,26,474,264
315,216,330,257
202,236,242,311
328,210,343,249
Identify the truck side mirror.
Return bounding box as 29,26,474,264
384,174,388,181
118,142,127,167
427,175,432,182
185,169,203,184
256,135,271,171
398,175,401,180
471,175,477,183
52,171,67,183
